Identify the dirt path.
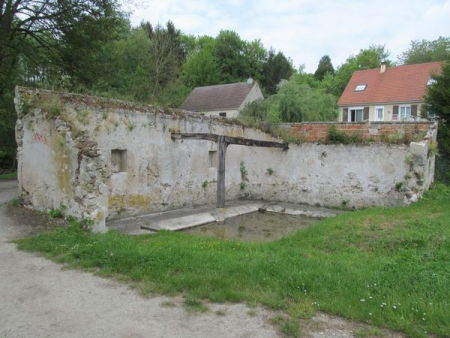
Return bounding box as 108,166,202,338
0,179,17,205
0,180,405,338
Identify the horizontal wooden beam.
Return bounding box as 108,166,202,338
223,136,288,149
171,133,288,150
171,133,218,142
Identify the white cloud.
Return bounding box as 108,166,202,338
129,0,450,73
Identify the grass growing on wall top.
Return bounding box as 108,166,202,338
14,184,450,338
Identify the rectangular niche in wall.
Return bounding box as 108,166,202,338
111,149,127,173
209,150,217,168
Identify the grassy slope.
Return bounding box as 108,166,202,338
15,184,450,337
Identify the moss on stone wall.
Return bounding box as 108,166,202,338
50,132,73,196
109,194,161,211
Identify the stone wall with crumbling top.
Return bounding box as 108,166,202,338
15,87,437,231
282,121,434,143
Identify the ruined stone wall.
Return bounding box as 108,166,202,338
283,122,433,143
15,88,109,231
15,88,437,231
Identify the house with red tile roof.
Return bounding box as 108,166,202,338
337,61,443,122
180,79,263,118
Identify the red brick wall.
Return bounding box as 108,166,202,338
282,122,433,143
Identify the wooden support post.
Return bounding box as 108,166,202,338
217,136,227,208
171,132,288,208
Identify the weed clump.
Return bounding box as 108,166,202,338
327,125,363,144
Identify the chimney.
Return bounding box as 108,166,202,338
380,61,386,73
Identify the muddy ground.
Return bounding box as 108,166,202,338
0,180,405,338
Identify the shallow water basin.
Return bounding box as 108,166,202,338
181,211,321,242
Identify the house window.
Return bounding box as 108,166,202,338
219,112,227,117
209,150,217,168
111,149,127,173
399,106,411,120
349,107,364,121
375,106,384,121
355,84,367,92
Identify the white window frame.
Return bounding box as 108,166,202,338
399,105,411,121
375,106,384,121
348,106,364,122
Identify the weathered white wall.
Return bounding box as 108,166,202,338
202,109,239,118
15,88,436,232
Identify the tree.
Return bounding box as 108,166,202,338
275,76,338,122
398,37,450,65
354,45,390,69
261,49,293,95
215,30,247,83
0,0,123,169
425,62,450,183
242,39,267,83
322,45,391,97
142,21,186,100
314,55,334,81
0,0,122,92
241,73,338,124
181,36,221,88
108,26,154,101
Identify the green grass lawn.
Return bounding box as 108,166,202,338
0,171,17,180
15,184,450,338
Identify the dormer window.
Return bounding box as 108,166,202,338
355,84,367,92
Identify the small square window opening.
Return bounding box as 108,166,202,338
209,150,217,168
111,149,127,173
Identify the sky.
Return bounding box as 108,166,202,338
129,0,450,73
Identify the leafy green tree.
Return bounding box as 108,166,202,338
241,73,338,123
261,49,293,95
275,76,338,122
323,45,391,97
355,45,390,69
314,55,335,81
425,62,450,183
242,39,267,83
293,67,322,89
181,36,221,88
0,0,123,169
0,0,123,93
239,98,274,123
144,21,186,100
94,25,149,97
215,30,247,83
154,78,191,108
398,37,450,65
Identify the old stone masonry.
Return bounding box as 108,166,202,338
15,87,437,231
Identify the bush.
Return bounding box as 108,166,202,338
327,125,363,144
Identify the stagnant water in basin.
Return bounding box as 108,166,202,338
181,211,321,242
